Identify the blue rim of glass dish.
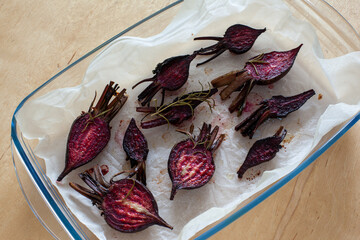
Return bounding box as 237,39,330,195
10,0,360,239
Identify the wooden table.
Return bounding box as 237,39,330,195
1,0,359,239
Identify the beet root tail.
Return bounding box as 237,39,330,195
57,167,72,182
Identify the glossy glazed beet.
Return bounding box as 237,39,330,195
238,127,287,178
168,123,225,200
69,165,173,232
123,118,149,185
235,89,315,138
211,45,303,115
195,24,266,66
132,53,197,106
57,82,127,181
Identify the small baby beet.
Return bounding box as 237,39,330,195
69,165,173,232
168,123,225,200
132,53,197,106
211,45,303,115
237,126,287,179
57,82,127,181
235,89,315,138
195,24,266,66
137,88,218,129
123,118,149,185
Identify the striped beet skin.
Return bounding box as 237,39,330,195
69,165,172,233
168,123,225,200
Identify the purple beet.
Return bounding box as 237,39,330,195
211,45,303,115
123,118,148,185
235,89,315,138
237,126,286,179
132,53,197,106
69,165,173,232
168,123,225,200
195,24,266,66
137,88,218,129
57,82,128,181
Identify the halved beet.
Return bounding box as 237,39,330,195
137,88,218,129
132,53,197,106
123,118,149,185
69,165,173,232
235,89,315,138
195,24,266,66
238,127,286,178
57,82,128,181
168,123,225,200
211,45,303,115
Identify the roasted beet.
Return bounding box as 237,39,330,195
168,123,225,200
137,88,218,129
57,82,128,181
194,24,266,66
212,45,302,115
132,53,197,106
235,89,315,138
69,165,173,232
238,126,286,179
123,118,148,185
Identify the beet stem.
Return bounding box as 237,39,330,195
69,182,103,205
196,48,226,67
79,172,107,196
211,70,244,88
141,117,169,129
228,80,254,114
211,134,225,152
94,165,110,188
207,126,219,149
132,77,154,89
141,83,163,106
220,71,252,100
194,36,223,41
136,106,157,113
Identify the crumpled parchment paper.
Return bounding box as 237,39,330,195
17,0,360,239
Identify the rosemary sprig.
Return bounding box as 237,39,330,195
149,84,216,123
121,179,136,202
246,53,269,75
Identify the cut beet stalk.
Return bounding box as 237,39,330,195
69,165,173,232
211,45,303,114
168,123,225,200
195,24,266,66
132,53,197,106
235,89,315,138
123,118,149,185
57,82,128,182
238,127,286,178
137,88,218,129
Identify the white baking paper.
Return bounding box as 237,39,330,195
17,0,360,239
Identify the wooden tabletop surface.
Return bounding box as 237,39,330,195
1,0,359,239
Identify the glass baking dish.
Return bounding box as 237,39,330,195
11,0,360,239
